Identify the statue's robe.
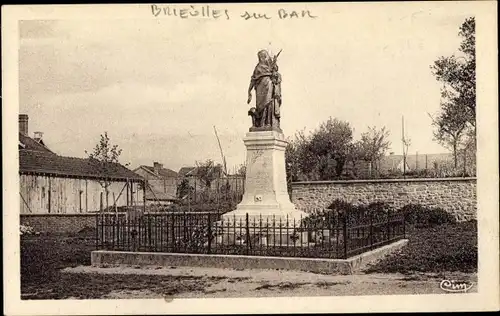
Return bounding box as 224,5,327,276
251,62,275,127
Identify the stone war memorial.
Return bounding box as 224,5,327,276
220,49,309,245
92,48,408,272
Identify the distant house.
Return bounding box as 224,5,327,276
178,166,197,178
376,152,453,174
134,162,178,205
177,165,225,190
178,165,224,178
406,153,454,171
19,114,144,214
377,154,411,173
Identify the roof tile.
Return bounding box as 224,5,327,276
19,150,143,181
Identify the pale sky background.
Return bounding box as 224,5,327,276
18,4,471,172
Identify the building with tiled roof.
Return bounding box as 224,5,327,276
178,166,197,177
178,165,224,178
134,162,178,180
133,162,178,204
20,150,142,181
19,114,144,214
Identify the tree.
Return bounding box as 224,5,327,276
429,103,469,168
285,129,310,181
457,127,477,176
285,120,393,180
345,141,364,178
285,118,354,180
85,132,124,210
236,164,247,177
195,159,222,189
308,117,354,179
431,17,475,127
357,126,391,176
431,17,476,169
176,178,193,199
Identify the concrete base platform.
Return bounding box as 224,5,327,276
91,239,408,275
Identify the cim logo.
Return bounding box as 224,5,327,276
439,279,474,293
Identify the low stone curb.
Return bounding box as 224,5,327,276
91,239,408,275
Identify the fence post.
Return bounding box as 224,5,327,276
245,213,250,255
112,214,116,250
183,211,187,242
117,213,121,250
207,213,212,254
100,210,105,249
148,214,152,249
171,214,175,251
95,213,99,249
335,211,339,258
343,211,348,259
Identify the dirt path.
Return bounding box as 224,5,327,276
63,265,477,299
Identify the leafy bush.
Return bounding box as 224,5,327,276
302,200,399,228
401,204,456,228
316,199,456,229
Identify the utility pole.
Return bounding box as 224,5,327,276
213,126,228,176
402,116,406,178
416,151,419,171
401,116,411,179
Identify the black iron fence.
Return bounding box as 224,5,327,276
95,209,405,259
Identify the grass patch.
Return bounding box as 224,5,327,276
20,233,223,299
22,273,213,299
365,221,477,274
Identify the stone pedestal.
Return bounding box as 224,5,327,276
222,130,308,229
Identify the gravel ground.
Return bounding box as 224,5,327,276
63,265,477,299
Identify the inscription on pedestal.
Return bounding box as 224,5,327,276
250,149,264,164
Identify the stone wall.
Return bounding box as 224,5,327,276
20,214,97,234
291,177,476,221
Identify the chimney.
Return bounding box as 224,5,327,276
33,131,44,142
19,114,28,136
153,162,163,174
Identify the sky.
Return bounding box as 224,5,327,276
18,3,471,172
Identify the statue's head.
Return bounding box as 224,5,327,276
257,50,270,63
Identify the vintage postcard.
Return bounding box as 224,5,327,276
2,2,499,315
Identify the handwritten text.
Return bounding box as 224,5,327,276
240,9,318,20
150,5,318,21
151,5,230,20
